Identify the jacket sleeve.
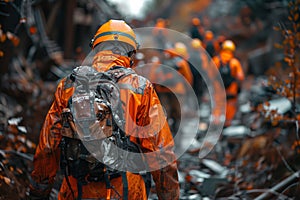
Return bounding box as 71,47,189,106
137,82,180,200
30,78,72,193
178,59,193,85
230,58,245,81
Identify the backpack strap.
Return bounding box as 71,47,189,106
121,172,129,200
106,66,135,82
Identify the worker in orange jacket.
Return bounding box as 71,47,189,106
212,40,245,127
151,42,193,135
29,19,179,200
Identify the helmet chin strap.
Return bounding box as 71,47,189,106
127,50,136,67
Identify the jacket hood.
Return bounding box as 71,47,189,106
92,50,131,72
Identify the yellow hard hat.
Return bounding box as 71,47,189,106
222,40,236,52
174,42,188,58
190,39,202,49
91,19,139,50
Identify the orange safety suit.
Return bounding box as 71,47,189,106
30,51,180,200
212,50,245,126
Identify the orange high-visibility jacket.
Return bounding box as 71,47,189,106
212,51,245,125
30,51,180,200
212,51,245,96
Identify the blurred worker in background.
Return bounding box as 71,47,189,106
203,30,217,58
151,42,193,135
188,38,208,105
189,17,205,41
152,18,168,51
212,40,245,127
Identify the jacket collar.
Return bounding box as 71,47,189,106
92,50,131,72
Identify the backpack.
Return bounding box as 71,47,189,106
218,58,236,89
60,65,148,199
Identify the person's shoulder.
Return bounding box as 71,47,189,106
212,55,220,62
119,67,151,86
229,58,242,66
59,65,89,89
133,72,152,85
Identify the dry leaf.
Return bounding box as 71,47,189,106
294,13,299,21
3,176,11,185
